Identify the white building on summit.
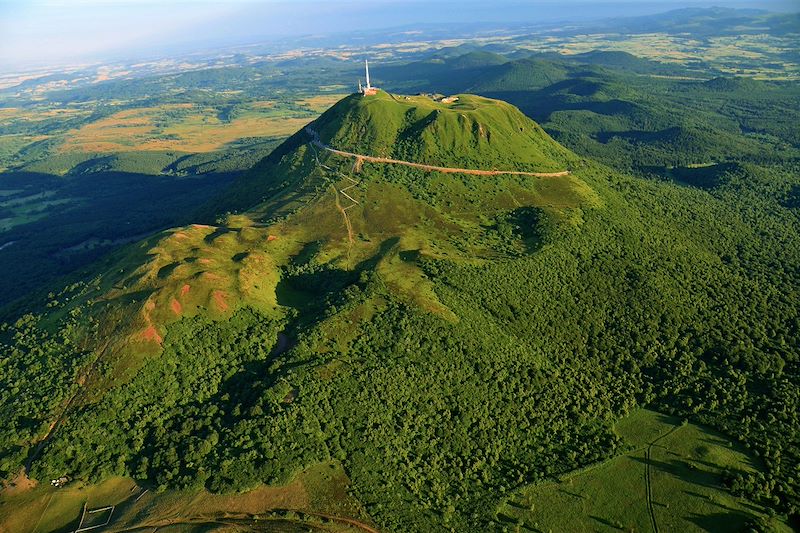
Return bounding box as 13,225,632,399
358,60,378,96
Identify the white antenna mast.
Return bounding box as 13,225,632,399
359,59,377,95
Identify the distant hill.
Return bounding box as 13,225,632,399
701,76,765,92
467,58,572,92
442,50,508,69
561,50,688,76
583,7,800,37
377,53,509,94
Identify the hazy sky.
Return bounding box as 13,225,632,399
0,0,795,71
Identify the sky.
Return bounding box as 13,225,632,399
0,0,796,71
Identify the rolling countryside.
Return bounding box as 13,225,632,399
0,4,799,532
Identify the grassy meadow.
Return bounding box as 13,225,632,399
0,461,374,533
497,410,792,532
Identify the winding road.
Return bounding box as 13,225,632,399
305,127,570,178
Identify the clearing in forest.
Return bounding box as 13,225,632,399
496,409,792,532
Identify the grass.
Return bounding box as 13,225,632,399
0,462,372,533
0,190,76,231
496,409,791,532
298,94,350,113
0,107,89,124
93,222,287,367
314,91,577,172
0,96,329,171
0,476,137,533
0,134,52,168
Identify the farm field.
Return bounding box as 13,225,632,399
57,101,331,154
497,410,791,532
527,33,799,79
0,97,347,166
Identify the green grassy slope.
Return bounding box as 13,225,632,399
211,90,580,215
312,91,574,172
498,410,791,532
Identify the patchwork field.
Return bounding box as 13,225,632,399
497,410,791,532
524,32,799,79
0,95,347,173
58,102,316,153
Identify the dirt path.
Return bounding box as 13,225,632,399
331,184,355,244
644,425,682,533
110,510,380,533
308,136,358,246
312,512,381,533
644,444,658,533
306,127,569,178
30,492,55,533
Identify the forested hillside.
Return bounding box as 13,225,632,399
1,81,798,531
